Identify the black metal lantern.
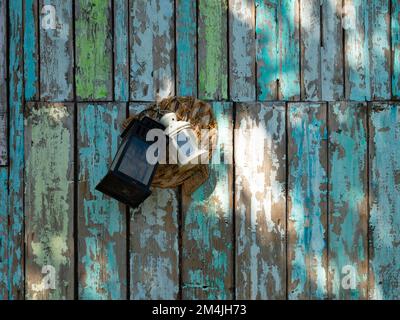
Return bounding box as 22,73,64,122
96,116,165,208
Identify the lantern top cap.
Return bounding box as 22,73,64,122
160,112,191,136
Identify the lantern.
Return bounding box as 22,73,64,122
160,113,207,166
96,116,165,208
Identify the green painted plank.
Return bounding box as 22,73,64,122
78,103,127,300
130,0,175,101
344,0,390,100
328,102,368,300
256,0,278,100
114,0,129,101
288,102,328,300
369,103,400,300
129,104,179,300
0,0,7,165
0,167,8,299
75,0,113,101
40,0,74,101
24,0,39,101
300,0,321,101
198,0,228,100
392,0,400,99
24,103,74,300
8,0,24,300
235,102,286,300
176,0,197,97
278,0,300,100
229,0,256,102
182,102,233,299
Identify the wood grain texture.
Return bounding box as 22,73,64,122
321,0,344,101
114,0,129,102
369,102,400,300
0,167,8,299
24,0,39,101
392,0,400,99
8,0,25,299
78,103,127,299
229,0,256,102
75,0,113,101
256,0,278,100
235,102,286,300
130,0,175,101
128,103,179,300
198,0,228,100
344,0,391,101
300,0,321,101
0,0,7,165
176,0,197,97
182,102,233,299
328,102,368,300
288,102,328,300
24,103,74,300
40,0,74,101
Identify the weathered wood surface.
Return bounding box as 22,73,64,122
8,0,25,300
198,0,228,100
288,102,328,300
182,102,233,299
256,0,300,101
24,0,39,101
392,0,400,99
0,167,8,299
0,0,7,165
130,0,175,101
129,103,179,300
328,102,368,300
235,102,286,300
176,0,197,97
114,0,129,102
344,0,391,101
369,102,400,300
40,0,74,101
25,103,74,300
75,0,113,101
229,0,255,102
78,103,127,299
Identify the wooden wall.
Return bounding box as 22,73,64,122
0,0,400,300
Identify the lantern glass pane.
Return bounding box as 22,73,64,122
117,136,154,186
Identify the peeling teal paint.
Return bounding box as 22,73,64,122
0,168,8,299
24,0,38,100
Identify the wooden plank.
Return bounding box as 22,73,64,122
75,0,113,101
128,104,179,300
328,102,368,300
278,0,300,100
198,0,228,100
300,0,321,101
344,0,390,100
256,0,278,101
78,103,127,300
114,0,129,101
235,102,286,300
176,0,197,97
24,0,39,101
288,102,328,299
182,102,233,299
0,0,7,165
369,102,400,300
8,0,25,299
40,0,74,101
0,167,8,299
321,0,344,101
130,0,175,101
229,0,256,102
24,103,74,300
392,0,400,99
